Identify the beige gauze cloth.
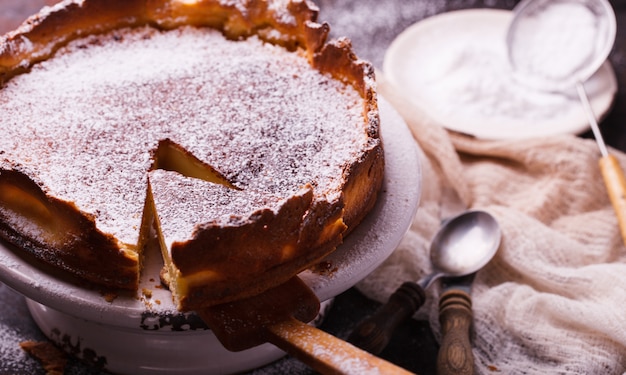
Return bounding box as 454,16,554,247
356,72,626,373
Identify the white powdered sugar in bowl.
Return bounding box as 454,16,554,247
383,8,617,139
507,0,613,92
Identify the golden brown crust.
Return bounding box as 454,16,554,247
172,188,321,309
0,0,374,96
0,0,383,306
0,0,323,83
0,168,140,290
0,0,147,84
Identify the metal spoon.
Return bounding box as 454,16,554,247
347,210,501,354
506,0,626,246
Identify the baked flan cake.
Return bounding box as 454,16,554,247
0,0,383,310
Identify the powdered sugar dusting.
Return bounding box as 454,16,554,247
39,0,86,16
0,284,44,375
218,0,249,15
149,169,298,246
0,25,367,247
310,342,383,374
268,0,298,25
0,325,38,374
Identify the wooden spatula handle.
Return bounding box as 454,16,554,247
346,282,426,354
267,317,414,375
599,154,626,246
437,289,474,375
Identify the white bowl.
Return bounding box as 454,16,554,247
383,9,618,140
0,97,422,374
25,297,335,374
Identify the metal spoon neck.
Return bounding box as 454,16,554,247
576,81,609,157
418,272,443,290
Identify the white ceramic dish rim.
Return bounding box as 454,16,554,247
383,8,618,140
0,96,421,329
24,298,337,375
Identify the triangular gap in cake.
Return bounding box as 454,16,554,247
151,139,238,189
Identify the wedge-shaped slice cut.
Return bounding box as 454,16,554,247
152,139,237,190
148,169,329,310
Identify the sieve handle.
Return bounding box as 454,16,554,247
599,154,626,246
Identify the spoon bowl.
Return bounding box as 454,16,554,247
420,210,501,289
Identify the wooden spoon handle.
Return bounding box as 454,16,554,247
267,317,414,375
437,289,474,375
599,154,626,246
346,282,426,354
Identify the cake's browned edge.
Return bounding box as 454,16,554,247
175,5,384,309
311,39,384,238
171,188,321,309
0,166,139,289
0,0,384,303
0,0,326,86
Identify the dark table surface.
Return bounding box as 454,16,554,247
1,0,626,374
